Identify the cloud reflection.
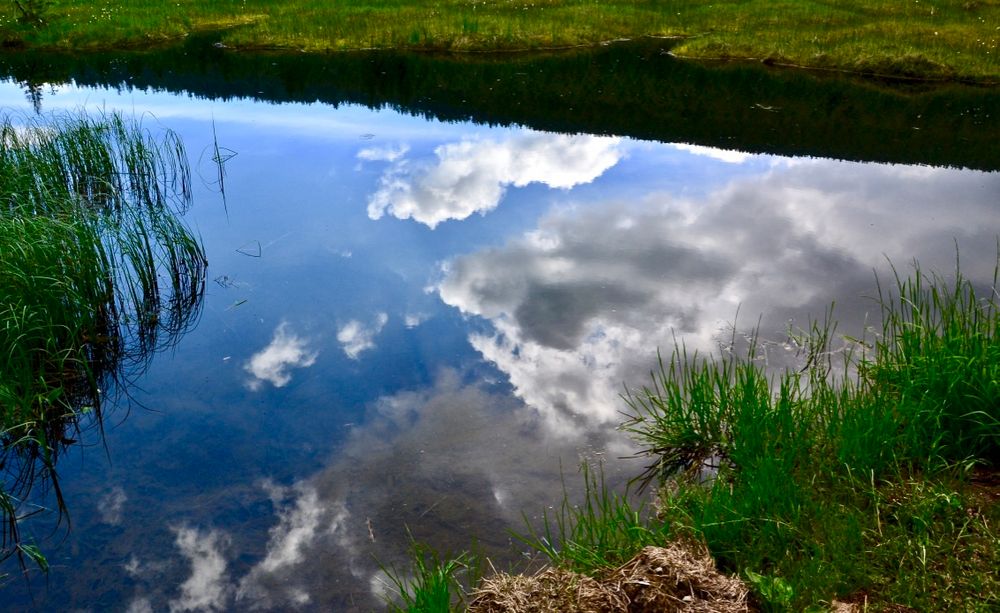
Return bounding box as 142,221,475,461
99,486,128,525
235,481,351,610
357,143,410,163
337,312,389,360
168,526,232,613
223,371,632,610
126,598,155,613
244,322,319,391
363,132,624,228
437,159,1000,436
672,143,753,164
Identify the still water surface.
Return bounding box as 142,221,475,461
1,78,998,611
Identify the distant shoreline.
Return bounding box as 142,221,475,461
2,1,999,84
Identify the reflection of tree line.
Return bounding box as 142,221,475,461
0,112,206,569
2,37,999,170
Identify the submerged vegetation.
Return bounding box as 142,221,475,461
0,112,206,570
0,0,999,82
387,261,1000,611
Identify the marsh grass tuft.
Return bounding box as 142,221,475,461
515,461,669,575
864,260,1000,467
379,538,482,613
0,111,206,570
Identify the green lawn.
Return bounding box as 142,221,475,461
2,0,999,82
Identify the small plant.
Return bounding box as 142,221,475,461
515,461,669,574
379,538,480,612
744,569,794,611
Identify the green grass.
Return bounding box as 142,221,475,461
0,111,206,570
499,260,1000,611
864,262,1000,467
379,539,482,612
515,461,670,574
1,0,999,82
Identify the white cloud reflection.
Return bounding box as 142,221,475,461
404,313,428,328
672,143,753,164
126,598,154,613
357,143,410,162
363,132,624,228
215,371,631,610
235,481,351,610
337,312,388,359
438,159,1000,437
169,526,232,613
99,486,128,525
244,322,318,391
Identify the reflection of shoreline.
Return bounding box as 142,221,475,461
3,39,999,170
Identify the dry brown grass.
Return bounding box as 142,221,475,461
469,541,752,613
468,568,629,613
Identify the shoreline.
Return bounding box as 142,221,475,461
7,34,1000,87
3,0,999,85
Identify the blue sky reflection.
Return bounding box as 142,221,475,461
1,79,997,611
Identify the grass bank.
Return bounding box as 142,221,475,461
387,261,1000,611
1,1,999,82
0,112,206,572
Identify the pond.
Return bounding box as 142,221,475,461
1,43,999,611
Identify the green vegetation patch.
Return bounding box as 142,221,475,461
2,0,999,81
0,112,206,570
620,262,1000,610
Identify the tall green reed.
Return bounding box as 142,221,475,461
863,259,1000,467
0,111,206,569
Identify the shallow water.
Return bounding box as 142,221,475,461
1,76,998,611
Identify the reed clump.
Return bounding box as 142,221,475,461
0,112,206,569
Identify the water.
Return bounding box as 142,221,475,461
1,57,999,611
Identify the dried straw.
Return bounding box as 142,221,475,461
469,540,752,612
